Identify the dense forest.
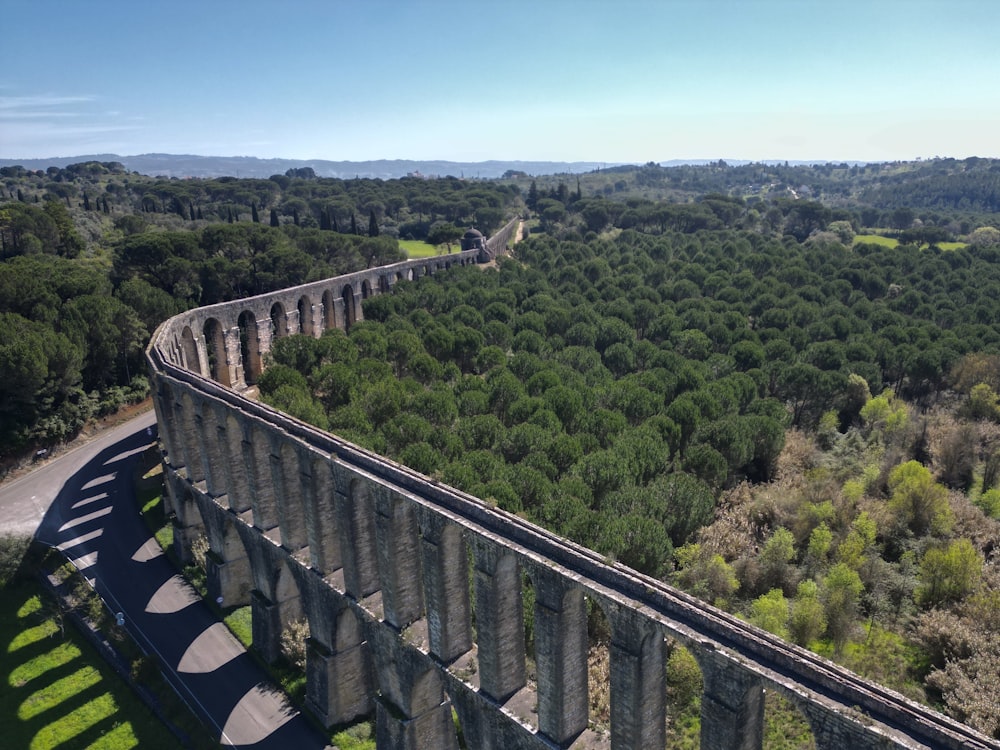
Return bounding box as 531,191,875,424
259,227,1000,738
0,162,519,459
2,157,1000,740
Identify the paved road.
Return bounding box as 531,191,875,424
0,413,331,749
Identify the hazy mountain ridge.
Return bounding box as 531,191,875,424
0,153,853,180
0,153,625,180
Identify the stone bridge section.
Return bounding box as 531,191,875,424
147,221,997,750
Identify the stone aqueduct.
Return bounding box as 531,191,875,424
148,220,996,750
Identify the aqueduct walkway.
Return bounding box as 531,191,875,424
147,220,997,749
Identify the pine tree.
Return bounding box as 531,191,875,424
527,180,539,211
270,208,279,227
369,209,379,237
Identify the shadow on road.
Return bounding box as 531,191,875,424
29,422,329,749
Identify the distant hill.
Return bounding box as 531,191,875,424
0,153,630,179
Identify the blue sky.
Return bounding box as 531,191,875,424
3,0,998,163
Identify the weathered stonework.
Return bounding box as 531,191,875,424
148,224,997,750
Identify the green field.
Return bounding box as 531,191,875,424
854,234,967,250
398,239,466,258
853,234,899,248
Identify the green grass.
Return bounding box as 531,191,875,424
224,606,252,649
0,584,180,750
398,239,460,258
854,234,898,248
854,234,967,251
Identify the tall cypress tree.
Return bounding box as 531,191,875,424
189,202,196,221
270,208,279,227
350,213,357,235
293,208,300,226
320,208,331,231
251,202,260,223
369,209,379,237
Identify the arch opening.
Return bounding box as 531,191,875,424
297,295,314,336
341,285,356,329
238,310,262,385
270,301,288,340
203,317,231,386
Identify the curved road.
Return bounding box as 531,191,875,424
0,412,331,749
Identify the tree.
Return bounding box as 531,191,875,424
368,209,379,237
916,539,983,607
789,580,827,647
758,527,796,595
426,222,463,252
749,588,789,638
823,563,864,655
270,208,280,227
887,461,953,537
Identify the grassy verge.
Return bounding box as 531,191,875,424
0,537,209,750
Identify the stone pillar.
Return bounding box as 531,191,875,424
193,405,225,498
152,383,179,469
333,297,346,330
531,566,588,745
224,325,243,389
271,442,307,552
303,457,341,575
168,475,205,565
251,589,282,665
608,608,666,750
353,292,365,323
471,539,525,702
698,648,764,750
306,635,372,727
176,394,206,485
421,517,472,663
800,701,899,750
368,627,458,750
257,319,274,362
206,552,252,607
373,486,424,629
376,698,457,750
246,425,279,531
223,415,252,514
335,473,380,598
